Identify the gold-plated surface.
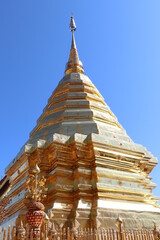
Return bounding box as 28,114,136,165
0,16,160,233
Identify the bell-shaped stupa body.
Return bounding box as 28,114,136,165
1,16,160,233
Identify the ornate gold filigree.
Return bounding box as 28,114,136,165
25,164,47,201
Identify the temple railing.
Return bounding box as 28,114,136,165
0,219,159,240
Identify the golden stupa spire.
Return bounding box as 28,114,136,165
65,16,84,75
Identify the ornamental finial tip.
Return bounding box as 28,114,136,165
70,15,76,32
65,16,84,75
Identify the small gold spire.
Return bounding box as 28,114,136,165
65,16,84,75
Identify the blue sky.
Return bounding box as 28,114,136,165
0,1,160,197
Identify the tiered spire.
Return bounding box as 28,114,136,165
65,16,84,75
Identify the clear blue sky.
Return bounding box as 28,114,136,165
0,1,160,197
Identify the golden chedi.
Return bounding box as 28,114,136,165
0,16,160,236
